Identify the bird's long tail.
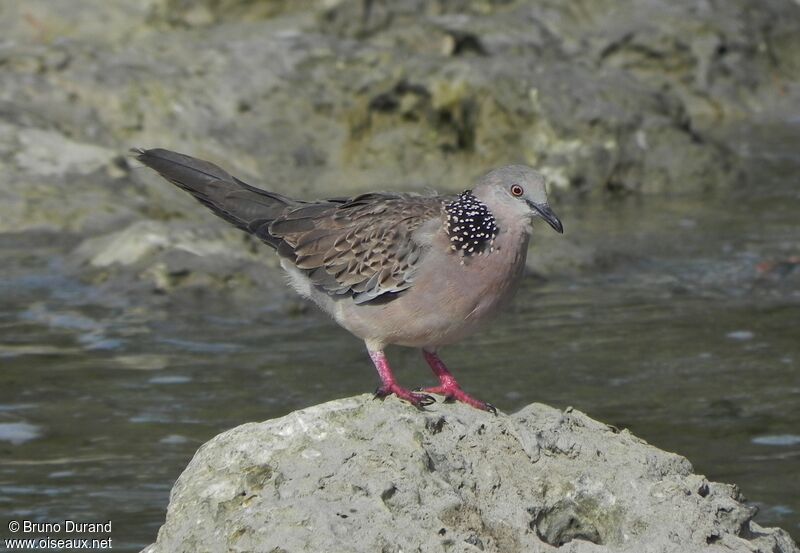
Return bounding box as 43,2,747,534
134,148,297,248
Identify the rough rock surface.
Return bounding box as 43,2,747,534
142,396,798,553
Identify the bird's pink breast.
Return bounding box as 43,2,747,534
333,223,530,349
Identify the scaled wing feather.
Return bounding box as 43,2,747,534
269,194,443,304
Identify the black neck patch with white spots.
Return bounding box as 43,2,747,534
444,190,499,256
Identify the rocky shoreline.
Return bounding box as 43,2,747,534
2,0,799,301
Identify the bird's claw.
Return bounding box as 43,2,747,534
382,383,495,412
374,385,435,408
444,394,496,414
420,385,496,413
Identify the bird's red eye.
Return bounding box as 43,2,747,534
511,184,524,197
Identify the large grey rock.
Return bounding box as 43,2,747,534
142,396,798,553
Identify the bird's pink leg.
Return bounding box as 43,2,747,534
369,349,435,408
421,350,496,413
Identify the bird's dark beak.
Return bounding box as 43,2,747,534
528,202,564,234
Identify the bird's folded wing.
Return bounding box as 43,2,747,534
269,193,444,304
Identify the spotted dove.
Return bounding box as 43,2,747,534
134,149,563,412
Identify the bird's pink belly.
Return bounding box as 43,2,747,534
335,237,528,348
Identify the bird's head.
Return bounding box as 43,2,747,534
473,165,564,234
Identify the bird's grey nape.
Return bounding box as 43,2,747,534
444,191,499,256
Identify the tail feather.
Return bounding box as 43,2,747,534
134,148,297,248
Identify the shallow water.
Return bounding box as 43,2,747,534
1,124,798,550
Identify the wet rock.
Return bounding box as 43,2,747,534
14,128,118,177
142,396,798,553
74,220,249,269
0,121,136,234
72,219,288,301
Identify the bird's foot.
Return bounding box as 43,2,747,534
374,384,436,409
419,383,496,414
420,350,497,414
